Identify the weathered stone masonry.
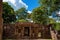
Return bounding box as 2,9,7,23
0,0,3,40
3,22,51,39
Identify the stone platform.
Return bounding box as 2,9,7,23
4,39,52,40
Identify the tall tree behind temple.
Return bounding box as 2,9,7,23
3,2,16,23
39,0,60,15
39,0,60,30
16,8,28,20
32,7,48,25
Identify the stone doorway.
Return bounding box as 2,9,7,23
24,27,30,38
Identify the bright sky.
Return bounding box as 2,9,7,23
22,0,40,11
3,0,40,13
3,0,60,22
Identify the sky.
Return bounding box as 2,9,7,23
3,0,60,22
22,0,40,11
3,0,40,13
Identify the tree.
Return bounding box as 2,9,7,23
16,8,28,20
32,7,48,25
3,2,16,23
39,0,60,30
39,0,60,15
27,13,32,19
49,18,56,24
55,23,60,30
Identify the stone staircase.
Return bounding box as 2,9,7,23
3,39,52,40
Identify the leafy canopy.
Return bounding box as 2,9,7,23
3,2,16,23
32,7,48,25
16,8,28,20
39,0,60,15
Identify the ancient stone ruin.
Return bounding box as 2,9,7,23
3,22,51,39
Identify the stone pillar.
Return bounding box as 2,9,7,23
50,27,58,40
0,0,3,40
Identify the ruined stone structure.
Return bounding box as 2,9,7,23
0,0,3,40
3,22,51,39
57,31,60,39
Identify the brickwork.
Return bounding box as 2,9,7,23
50,27,58,40
3,22,51,39
0,0,3,40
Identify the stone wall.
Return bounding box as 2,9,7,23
3,22,51,39
0,0,3,40
57,31,60,39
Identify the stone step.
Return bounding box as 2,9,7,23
4,39,52,40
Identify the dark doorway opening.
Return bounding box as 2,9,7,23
24,27,30,36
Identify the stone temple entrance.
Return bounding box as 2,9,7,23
24,27,30,38
3,22,51,39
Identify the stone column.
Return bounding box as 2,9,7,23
0,0,3,40
50,27,58,40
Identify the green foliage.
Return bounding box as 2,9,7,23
27,13,32,19
51,22,60,31
16,19,28,22
3,2,16,23
39,0,60,30
49,18,56,24
53,23,60,30
39,0,60,15
32,7,48,25
16,8,28,20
